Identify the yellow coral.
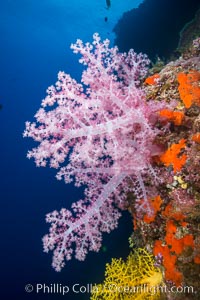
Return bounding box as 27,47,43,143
90,248,163,300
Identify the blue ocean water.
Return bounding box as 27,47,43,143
0,1,199,299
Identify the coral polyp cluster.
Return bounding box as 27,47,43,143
89,37,200,300
24,32,200,299
128,37,200,299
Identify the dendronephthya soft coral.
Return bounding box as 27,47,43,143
23,33,172,271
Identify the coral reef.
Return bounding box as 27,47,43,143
23,31,200,299
128,37,200,299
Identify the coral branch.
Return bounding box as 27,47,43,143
24,33,171,270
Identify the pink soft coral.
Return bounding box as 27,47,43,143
24,33,168,271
